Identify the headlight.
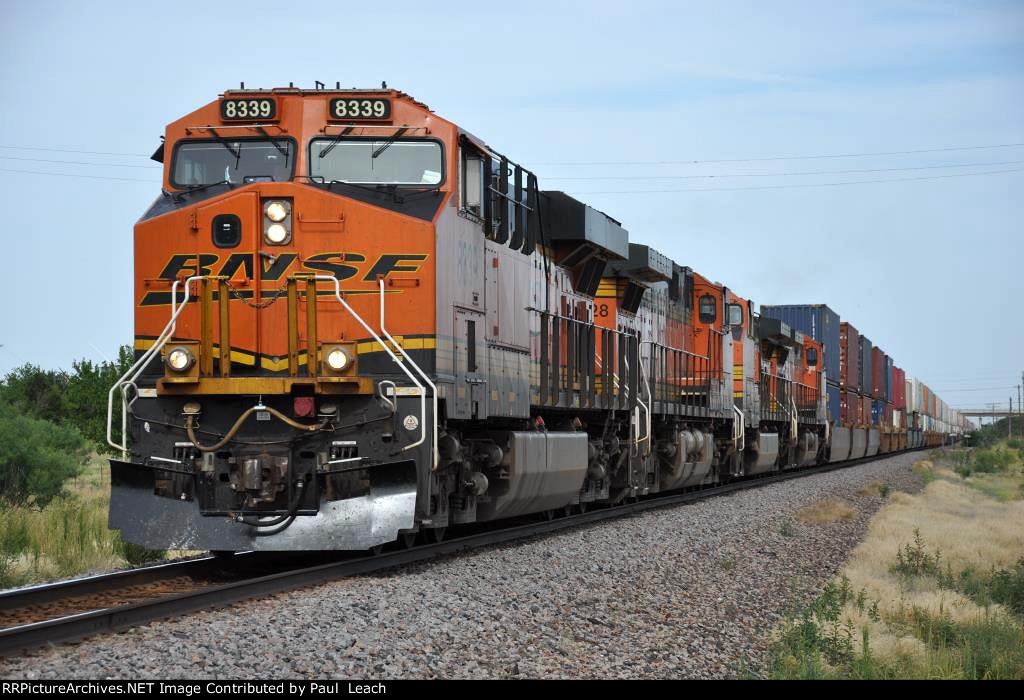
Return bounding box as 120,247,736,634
326,348,350,371
167,347,194,372
265,223,289,244
265,200,288,222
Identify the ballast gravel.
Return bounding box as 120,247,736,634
1,453,925,679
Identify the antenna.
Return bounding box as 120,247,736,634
240,81,245,89
315,80,325,90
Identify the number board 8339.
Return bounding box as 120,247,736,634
220,98,277,121
329,98,391,121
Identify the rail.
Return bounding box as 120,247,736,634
0,442,942,657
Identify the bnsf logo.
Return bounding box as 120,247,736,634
140,251,426,307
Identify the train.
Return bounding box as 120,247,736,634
106,85,969,551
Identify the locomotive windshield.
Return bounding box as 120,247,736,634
310,139,443,186
171,139,294,187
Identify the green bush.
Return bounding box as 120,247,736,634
891,529,942,579
1007,438,1023,450
0,411,88,506
0,347,133,455
973,449,1013,474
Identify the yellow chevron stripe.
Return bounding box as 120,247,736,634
135,336,438,372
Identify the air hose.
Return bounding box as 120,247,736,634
184,403,323,453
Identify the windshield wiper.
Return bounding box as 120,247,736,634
318,127,354,159
326,179,397,195
327,179,415,203
173,180,233,202
257,126,290,165
206,127,241,163
371,127,409,159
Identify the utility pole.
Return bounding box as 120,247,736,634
1010,397,1013,438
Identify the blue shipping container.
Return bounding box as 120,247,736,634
760,304,841,383
859,336,873,394
872,399,883,426
828,382,841,424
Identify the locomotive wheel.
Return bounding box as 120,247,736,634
368,545,384,556
429,527,446,543
544,509,556,521
563,505,573,517
400,532,418,549
578,502,588,514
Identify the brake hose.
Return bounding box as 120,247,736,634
185,403,323,453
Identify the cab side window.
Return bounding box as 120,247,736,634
699,294,716,324
460,147,484,218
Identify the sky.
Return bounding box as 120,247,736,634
0,0,1021,418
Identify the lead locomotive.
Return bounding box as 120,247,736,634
108,86,951,551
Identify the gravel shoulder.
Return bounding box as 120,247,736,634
0,453,924,679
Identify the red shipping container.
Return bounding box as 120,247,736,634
884,402,893,429
839,322,861,391
862,395,872,425
893,367,906,410
840,389,859,425
871,347,885,399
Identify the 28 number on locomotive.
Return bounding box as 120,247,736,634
329,98,391,120
221,98,276,120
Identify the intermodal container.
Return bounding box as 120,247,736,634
871,347,885,399
859,336,872,393
827,382,840,424
885,401,893,429
885,355,894,403
893,367,906,410
871,399,883,425
862,394,872,425
841,389,861,425
839,322,860,391
760,304,840,383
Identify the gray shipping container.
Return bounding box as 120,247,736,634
760,304,841,382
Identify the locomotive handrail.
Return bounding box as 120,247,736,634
636,341,658,454
377,278,439,469
106,274,434,467
527,306,637,405
311,275,432,466
107,274,208,457
733,406,745,453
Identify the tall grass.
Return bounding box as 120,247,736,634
0,457,164,589
770,543,1024,679
768,446,1024,679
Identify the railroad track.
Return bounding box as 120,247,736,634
0,447,931,657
